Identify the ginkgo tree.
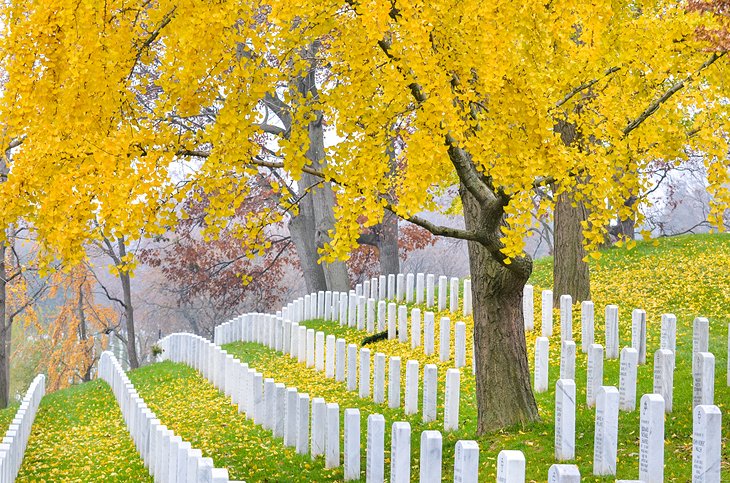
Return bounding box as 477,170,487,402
1,0,728,432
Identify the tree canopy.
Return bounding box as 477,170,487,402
1,0,728,267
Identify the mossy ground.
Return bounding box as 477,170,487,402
7,233,730,481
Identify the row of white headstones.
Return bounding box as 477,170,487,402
215,312,462,429
211,273,725,482
529,288,725,482
98,351,235,483
160,332,604,482
0,373,44,483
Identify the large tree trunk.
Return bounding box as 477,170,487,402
118,239,140,369
378,209,400,275
461,183,539,433
289,198,328,293
304,113,350,292
0,243,9,408
553,191,591,304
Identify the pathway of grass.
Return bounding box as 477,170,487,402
16,379,150,482
129,361,343,482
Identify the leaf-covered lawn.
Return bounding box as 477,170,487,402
7,233,728,481
16,379,150,482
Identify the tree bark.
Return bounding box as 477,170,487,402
118,238,140,369
461,182,539,433
304,113,350,292
615,194,637,240
288,197,328,293
0,243,9,408
378,209,400,276
553,191,591,304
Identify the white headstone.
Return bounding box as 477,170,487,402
560,294,572,341
387,302,397,340
453,440,479,483
605,305,619,359
534,337,549,393
497,450,525,483
306,328,315,367
693,317,709,374
326,403,340,469
523,284,534,331
555,379,576,461
390,422,411,483
388,273,396,300
311,398,326,458
296,393,310,455
619,347,638,412
389,357,401,409
405,360,419,415
367,298,376,333
285,388,298,447
396,273,405,302
653,349,675,413
455,322,466,368
693,351,715,408
315,331,325,371
377,300,386,332
423,364,438,422
560,340,576,381
426,274,435,308
348,293,357,327
542,290,553,337
444,369,460,431
366,414,385,483
462,279,472,316
660,313,676,353
437,275,447,311
360,348,371,399
424,312,435,355
593,386,619,476
548,464,580,482
631,309,647,364
273,383,286,438
692,404,722,483
398,305,408,344
416,273,425,304
449,277,459,313
344,409,360,480
419,430,443,483
358,296,366,330
326,334,336,378
581,301,594,353
639,393,665,483
347,344,358,391
263,378,276,430
411,308,422,349
336,338,346,382
439,317,451,362
373,352,386,404
406,273,415,303
587,344,604,407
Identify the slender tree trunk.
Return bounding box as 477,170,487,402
553,191,591,304
461,184,539,433
117,239,140,369
378,209,400,275
0,243,9,408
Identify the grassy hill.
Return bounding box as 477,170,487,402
3,233,728,481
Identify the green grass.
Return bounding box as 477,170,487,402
6,233,729,481
16,379,150,482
